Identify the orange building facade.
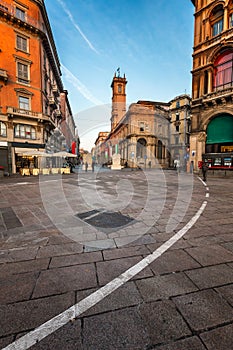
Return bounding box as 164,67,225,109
0,0,77,174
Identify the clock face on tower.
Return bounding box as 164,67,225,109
118,84,122,93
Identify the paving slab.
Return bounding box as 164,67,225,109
0,246,39,263
136,272,198,301
0,292,74,337
36,243,83,259
150,249,201,275
138,300,192,345
82,307,150,350
30,320,82,350
185,263,233,289
76,281,142,317
32,264,97,298
185,244,233,266
173,289,233,332
0,271,38,304
49,251,103,269
0,258,49,277
96,256,153,286
154,336,206,350
200,323,233,350
102,245,150,260
216,283,233,306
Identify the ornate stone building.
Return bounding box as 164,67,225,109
95,72,173,168
0,0,77,174
190,0,233,170
94,72,192,170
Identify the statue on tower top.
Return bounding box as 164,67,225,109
117,67,120,77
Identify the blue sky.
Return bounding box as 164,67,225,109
44,0,194,151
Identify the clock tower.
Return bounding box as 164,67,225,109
111,69,127,130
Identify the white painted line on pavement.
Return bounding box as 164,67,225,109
2,200,208,350
206,193,209,198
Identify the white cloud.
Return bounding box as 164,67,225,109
61,64,103,105
56,0,99,54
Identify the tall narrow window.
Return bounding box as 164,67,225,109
211,5,224,37
0,121,6,137
17,62,29,84
16,35,27,52
229,13,233,28
15,7,25,21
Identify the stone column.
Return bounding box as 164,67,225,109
208,69,213,93
199,72,204,97
224,6,228,31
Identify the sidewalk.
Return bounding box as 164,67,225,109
0,171,233,349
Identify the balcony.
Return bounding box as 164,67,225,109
192,87,233,108
52,84,59,96
7,106,41,119
0,68,8,82
7,106,57,127
48,96,57,108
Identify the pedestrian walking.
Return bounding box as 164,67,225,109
85,162,88,172
174,159,180,173
202,161,208,181
91,161,95,172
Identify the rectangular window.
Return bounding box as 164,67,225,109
16,35,27,52
17,62,29,84
213,19,223,36
19,96,29,110
0,122,6,137
16,7,25,21
19,124,25,138
176,113,180,121
139,122,144,132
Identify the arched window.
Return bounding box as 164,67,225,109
14,124,36,139
0,121,6,137
157,140,163,159
214,50,233,90
210,5,224,37
136,138,147,158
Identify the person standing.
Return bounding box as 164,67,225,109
85,161,88,172
202,162,208,181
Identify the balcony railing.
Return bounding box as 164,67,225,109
7,106,41,118
7,106,57,126
203,86,233,102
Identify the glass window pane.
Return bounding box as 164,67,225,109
16,7,25,21
19,96,29,110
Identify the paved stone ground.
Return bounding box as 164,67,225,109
0,169,233,349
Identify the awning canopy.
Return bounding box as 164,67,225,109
207,115,233,144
